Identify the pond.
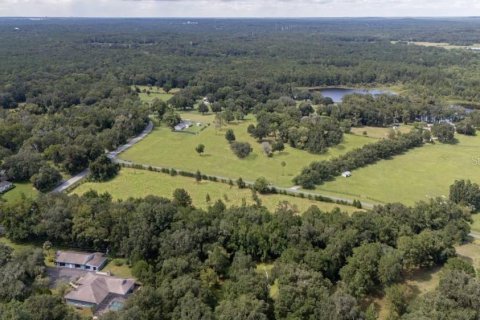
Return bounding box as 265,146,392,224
317,87,392,103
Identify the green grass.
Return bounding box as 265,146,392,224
103,259,133,278
119,112,374,188
471,214,480,233
72,168,359,214
350,125,413,139
1,182,38,203
133,85,177,103
317,134,480,205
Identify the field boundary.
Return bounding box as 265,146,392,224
114,160,371,209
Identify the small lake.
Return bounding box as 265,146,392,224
318,88,392,103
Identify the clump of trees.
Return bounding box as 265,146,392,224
456,120,476,136
449,179,480,211
249,101,344,154
231,141,252,159
432,123,456,143
31,165,62,192
89,155,120,182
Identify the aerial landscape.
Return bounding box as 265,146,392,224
1,0,480,319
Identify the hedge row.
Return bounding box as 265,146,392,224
119,162,362,209
293,130,424,189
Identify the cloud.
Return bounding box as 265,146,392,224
0,0,479,17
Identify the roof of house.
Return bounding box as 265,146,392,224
0,181,12,188
65,273,135,305
56,251,107,267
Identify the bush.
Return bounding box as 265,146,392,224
230,141,252,159
253,177,270,194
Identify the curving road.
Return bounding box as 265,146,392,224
51,121,153,193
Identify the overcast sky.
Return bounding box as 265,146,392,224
0,0,479,17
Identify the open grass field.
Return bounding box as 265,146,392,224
350,125,413,139
119,112,374,188
134,85,179,103
72,168,359,214
103,259,133,278
471,214,480,233
1,182,38,203
317,134,480,205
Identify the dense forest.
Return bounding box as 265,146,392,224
1,17,480,319
0,190,474,319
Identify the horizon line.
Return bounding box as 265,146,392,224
1,16,480,19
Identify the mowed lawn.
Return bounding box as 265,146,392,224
1,182,38,203
119,112,374,188
318,134,480,205
72,168,359,214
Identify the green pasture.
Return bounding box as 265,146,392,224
317,134,480,205
133,85,178,103
72,168,359,214
119,112,374,188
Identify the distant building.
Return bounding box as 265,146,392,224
0,181,14,194
174,120,193,131
341,171,352,178
65,273,135,310
55,251,107,272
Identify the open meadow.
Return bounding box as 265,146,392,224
72,168,359,214
134,85,178,103
317,134,480,204
119,112,375,188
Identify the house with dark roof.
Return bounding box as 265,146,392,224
55,251,107,271
65,273,135,310
0,181,14,194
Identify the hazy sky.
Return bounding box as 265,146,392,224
0,0,479,17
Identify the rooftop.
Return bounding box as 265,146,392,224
56,251,107,268
65,273,135,305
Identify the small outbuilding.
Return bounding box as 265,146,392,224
341,171,352,178
0,181,14,194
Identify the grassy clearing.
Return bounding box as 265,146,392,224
373,266,442,320
119,112,374,188
72,168,359,214
350,125,413,139
1,182,38,203
103,259,133,278
471,214,480,233
317,134,480,205
134,85,178,103
255,263,279,299
392,41,480,50
456,240,480,271
0,237,55,267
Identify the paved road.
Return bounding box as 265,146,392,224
51,121,153,193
